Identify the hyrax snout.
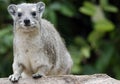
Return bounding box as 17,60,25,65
24,19,30,26
8,1,73,82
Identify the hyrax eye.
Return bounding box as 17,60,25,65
18,12,22,17
31,12,36,17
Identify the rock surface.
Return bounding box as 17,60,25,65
0,74,120,84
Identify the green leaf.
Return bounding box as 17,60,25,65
80,47,91,58
0,45,7,54
3,35,13,47
69,45,81,64
69,45,82,74
0,26,12,38
100,0,109,7
49,2,61,11
44,8,57,26
104,5,118,13
95,43,114,72
100,0,118,13
46,2,75,17
94,20,115,32
72,64,81,74
74,36,87,46
48,10,57,26
79,1,96,16
82,65,98,74
113,66,120,79
88,30,105,48
80,7,95,16
60,5,74,17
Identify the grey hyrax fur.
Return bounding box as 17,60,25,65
7,2,73,82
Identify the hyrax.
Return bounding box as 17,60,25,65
7,2,73,82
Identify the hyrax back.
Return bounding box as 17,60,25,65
8,2,73,82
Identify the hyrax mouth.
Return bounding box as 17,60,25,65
21,27,37,33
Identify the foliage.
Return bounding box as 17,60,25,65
0,25,13,77
0,0,120,80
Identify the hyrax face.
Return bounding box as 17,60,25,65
8,2,45,32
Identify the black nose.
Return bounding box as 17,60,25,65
24,19,30,26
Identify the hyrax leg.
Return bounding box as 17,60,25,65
32,65,50,78
9,62,23,82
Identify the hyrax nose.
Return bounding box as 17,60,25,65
24,19,30,26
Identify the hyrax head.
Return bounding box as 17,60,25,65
8,2,45,32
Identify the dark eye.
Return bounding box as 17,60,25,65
18,12,22,17
31,12,36,17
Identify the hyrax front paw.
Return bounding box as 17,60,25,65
32,73,43,79
9,74,21,82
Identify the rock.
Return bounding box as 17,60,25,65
0,74,120,84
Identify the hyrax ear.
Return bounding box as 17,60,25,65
36,2,45,17
7,4,17,19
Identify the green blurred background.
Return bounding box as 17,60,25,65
0,0,120,79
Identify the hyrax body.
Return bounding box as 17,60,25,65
7,2,73,82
